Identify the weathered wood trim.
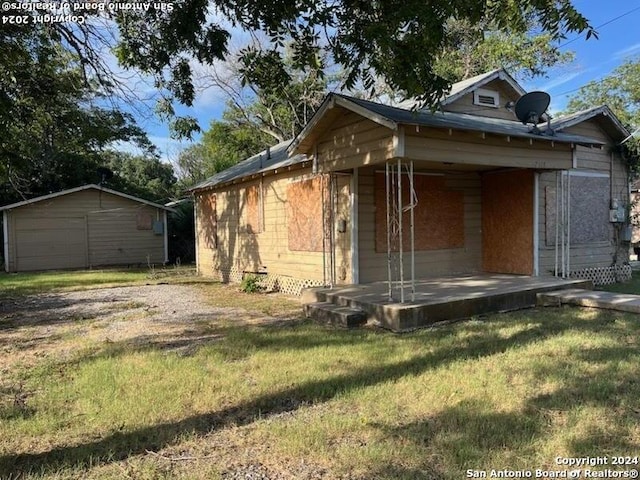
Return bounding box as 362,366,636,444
393,125,405,158
334,96,397,131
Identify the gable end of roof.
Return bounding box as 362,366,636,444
551,105,630,142
440,68,526,107
0,184,175,212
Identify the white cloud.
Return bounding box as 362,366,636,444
148,136,193,164
615,42,640,59
537,70,584,91
111,136,193,166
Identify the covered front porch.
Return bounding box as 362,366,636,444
303,274,591,331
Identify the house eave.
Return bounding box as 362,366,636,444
191,160,313,195
288,93,398,156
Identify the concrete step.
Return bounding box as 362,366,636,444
300,287,328,305
538,288,640,313
304,302,367,328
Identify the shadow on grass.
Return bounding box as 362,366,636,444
1,307,639,477
366,399,540,479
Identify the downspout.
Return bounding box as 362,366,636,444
350,168,359,284
194,195,200,274
554,171,559,277
567,172,571,277
163,210,169,264
3,211,9,273
533,172,539,276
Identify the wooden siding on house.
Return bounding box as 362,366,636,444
537,119,629,274
404,128,574,170
316,112,395,172
5,189,165,272
195,168,352,284
442,79,522,120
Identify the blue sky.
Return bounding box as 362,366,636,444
523,1,640,114
139,1,640,164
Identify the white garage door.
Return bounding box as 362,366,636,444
15,217,87,271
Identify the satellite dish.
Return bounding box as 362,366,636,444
514,91,551,131
97,167,114,184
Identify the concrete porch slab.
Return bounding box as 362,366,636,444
302,274,592,331
537,288,640,313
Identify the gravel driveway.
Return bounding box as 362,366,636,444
0,284,297,368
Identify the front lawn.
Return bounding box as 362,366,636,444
1,280,638,479
600,270,640,295
0,266,198,298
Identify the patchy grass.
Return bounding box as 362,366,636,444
600,271,640,295
1,292,639,479
0,266,200,298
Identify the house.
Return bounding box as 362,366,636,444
190,69,631,296
1,184,173,272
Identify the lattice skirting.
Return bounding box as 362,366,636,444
570,264,632,286
216,267,324,296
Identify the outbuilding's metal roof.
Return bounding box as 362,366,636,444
0,184,176,212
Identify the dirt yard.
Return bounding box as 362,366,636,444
0,284,299,372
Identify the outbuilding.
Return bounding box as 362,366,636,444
1,184,173,272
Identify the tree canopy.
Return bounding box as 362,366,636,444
3,0,594,129
565,60,640,130
433,18,574,82
564,60,640,176
0,37,155,205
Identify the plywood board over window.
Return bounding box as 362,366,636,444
287,176,327,252
136,212,153,230
545,174,609,245
374,173,464,252
197,194,217,248
245,184,262,234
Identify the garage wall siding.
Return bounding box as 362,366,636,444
5,189,165,272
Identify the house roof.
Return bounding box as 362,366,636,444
550,105,630,142
394,68,527,110
0,184,176,212
189,139,308,192
192,71,620,194
288,92,606,155
441,68,527,107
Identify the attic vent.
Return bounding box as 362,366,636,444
473,88,500,108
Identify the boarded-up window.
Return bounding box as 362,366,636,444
136,212,153,230
198,193,217,248
245,184,262,234
545,174,609,245
375,173,464,252
287,177,327,252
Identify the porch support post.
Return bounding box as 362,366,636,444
350,168,359,284
533,172,539,276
